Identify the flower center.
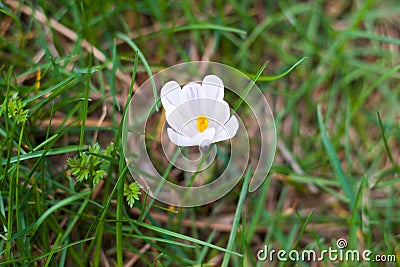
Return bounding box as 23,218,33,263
196,115,209,132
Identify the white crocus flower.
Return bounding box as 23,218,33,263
161,75,239,147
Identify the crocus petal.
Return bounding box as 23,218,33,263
191,128,216,147
167,128,196,147
167,127,216,147
181,82,206,104
202,75,224,101
166,101,200,137
202,99,230,130
161,81,181,114
213,115,239,143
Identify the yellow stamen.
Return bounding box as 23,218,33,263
196,115,209,132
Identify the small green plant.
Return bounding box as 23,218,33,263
4,93,29,124
124,182,141,208
67,143,107,185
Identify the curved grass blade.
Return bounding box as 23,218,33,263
246,57,307,82
134,220,242,257
164,23,246,36
232,61,269,114
30,190,91,235
116,32,159,111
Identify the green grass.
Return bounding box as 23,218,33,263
1,0,400,266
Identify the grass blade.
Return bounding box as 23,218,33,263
31,190,90,235
292,209,314,249
0,237,95,265
134,220,242,257
317,105,355,209
232,62,269,113
1,145,88,165
22,75,76,104
248,57,307,82
44,233,62,267
221,165,253,267
116,32,159,111
124,234,199,248
163,23,246,36
349,176,366,249
110,38,121,111
377,112,399,170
